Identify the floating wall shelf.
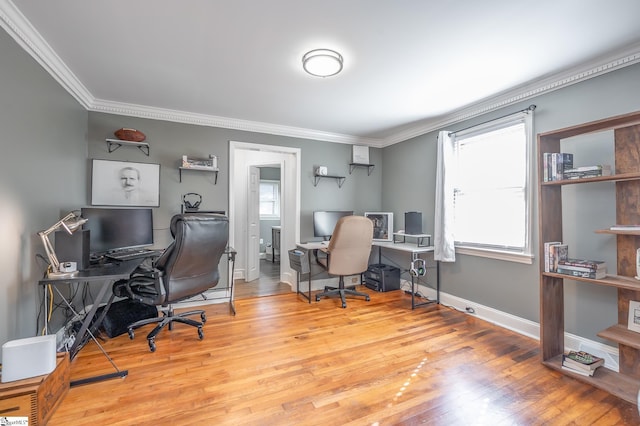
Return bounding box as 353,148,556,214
105,138,150,156
313,174,345,188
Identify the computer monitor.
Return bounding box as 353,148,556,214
81,207,154,255
313,210,353,240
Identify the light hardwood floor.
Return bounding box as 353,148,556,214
50,289,639,425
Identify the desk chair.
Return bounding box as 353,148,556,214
113,213,228,352
315,215,373,308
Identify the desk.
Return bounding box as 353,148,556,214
295,241,439,309
372,241,439,309
39,259,144,386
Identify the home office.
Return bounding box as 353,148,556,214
2,1,640,423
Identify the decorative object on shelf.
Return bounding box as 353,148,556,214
302,49,343,77
183,192,202,212
315,166,328,176
182,154,218,170
352,145,370,164
114,128,146,142
365,212,393,242
91,159,160,207
37,211,88,278
628,301,640,333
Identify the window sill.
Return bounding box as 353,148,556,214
456,246,533,264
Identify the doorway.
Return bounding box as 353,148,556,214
229,141,301,297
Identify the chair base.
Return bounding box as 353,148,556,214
127,307,207,352
315,277,370,308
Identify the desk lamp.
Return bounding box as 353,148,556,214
38,211,87,278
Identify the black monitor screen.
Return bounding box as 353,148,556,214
313,211,353,239
81,207,153,254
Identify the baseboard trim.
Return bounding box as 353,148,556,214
412,281,620,373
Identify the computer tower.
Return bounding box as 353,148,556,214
55,229,90,270
364,263,400,292
405,211,422,235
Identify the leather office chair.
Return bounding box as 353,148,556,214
113,213,228,351
315,215,374,308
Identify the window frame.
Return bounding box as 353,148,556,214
451,112,534,264
259,179,281,220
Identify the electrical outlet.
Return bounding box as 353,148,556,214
351,277,358,283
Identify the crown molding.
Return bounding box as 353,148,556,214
2,0,639,148
381,41,640,147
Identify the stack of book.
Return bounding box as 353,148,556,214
562,350,604,376
563,165,612,180
556,258,607,279
543,152,574,181
543,241,568,272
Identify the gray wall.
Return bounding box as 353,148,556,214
382,62,640,342
0,28,88,357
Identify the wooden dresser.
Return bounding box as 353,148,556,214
0,352,70,425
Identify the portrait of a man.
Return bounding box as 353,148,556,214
91,159,160,206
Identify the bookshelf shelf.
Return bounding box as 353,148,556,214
538,109,640,405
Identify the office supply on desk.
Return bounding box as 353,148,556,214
315,215,373,308
113,213,229,352
37,211,88,278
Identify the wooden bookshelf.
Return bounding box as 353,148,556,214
538,110,640,405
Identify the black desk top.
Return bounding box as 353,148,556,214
39,259,144,284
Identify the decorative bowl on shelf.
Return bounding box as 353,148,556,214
114,128,146,142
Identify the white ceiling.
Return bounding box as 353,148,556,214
3,0,640,146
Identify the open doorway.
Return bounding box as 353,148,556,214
229,141,301,298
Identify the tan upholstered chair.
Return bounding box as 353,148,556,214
315,215,374,308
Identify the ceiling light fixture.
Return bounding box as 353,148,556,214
302,49,343,77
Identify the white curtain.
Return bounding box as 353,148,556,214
434,131,456,262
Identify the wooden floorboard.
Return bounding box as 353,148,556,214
49,289,640,425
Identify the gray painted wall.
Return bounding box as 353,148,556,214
0,28,88,357
382,63,640,343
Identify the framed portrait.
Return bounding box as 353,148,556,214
91,159,160,207
365,212,393,241
628,300,640,333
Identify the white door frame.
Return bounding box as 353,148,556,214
229,141,301,288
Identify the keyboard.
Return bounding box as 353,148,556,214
105,249,161,261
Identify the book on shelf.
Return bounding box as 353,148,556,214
543,241,562,272
561,365,596,377
543,153,574,181
556,264,607,274
549,243,568,272
609,224,640,231
555,267,606,280
562,350,604,372
557,258,606,270
563,165,612,180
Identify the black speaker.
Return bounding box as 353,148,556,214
55,229,90,270
405,212,422,235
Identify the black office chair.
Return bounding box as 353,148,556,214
113,213,228,352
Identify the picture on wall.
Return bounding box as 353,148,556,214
91,159,160,207
365,212,393,241
628,300,640,333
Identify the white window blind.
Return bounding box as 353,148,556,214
259,180,280,219
452,112,533,262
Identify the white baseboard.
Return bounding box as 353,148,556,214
412,281,620,373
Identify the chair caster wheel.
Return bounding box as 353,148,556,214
128,329,135,340
198,327,204,340
341,303,347,308
148,339,156,352
201,313,207,323
365,296,370,301
315,296,320,302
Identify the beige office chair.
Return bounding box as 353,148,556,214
315,215,374,308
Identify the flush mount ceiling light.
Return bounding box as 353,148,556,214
302,49,343,77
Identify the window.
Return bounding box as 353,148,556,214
259,180,280,219
452,112,533,263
